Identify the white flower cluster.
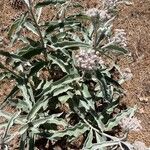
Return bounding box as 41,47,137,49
75,49,104,70
86,8,100,19
119,117,142,132
86,8,110,22
112,29,127,47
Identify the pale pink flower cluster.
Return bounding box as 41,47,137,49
75,49,104,70
99,10,111,20
104,0,118,6
119,117,142,132
133,141,149,150
103,0,121,9
111,29,127,47
86,8,110,21
122,68,133,81
86,8,100,18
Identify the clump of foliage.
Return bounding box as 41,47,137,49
0,0,142,149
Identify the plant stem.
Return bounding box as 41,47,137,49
94,28,98,49
29,7,44,48
26,0,51,75
28,5,47,58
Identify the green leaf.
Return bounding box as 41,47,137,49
85,141,119,149
103,44,128,54
8,19,20,39
26,96,49,121
44,123,89,141
121,141,134,150
103,99,119,116
58,95,71,103
95,131,106,143
31,113,65,127
24,0,30,7
3,111,21,139
0,62,5,69
35,0,66,8
53,41,91,49
0,122,8,129
19,132,27,150
46,21,64,34
20,47,43,59
18,83,35,111
53,85,73,96
36,7,43,23
28,134,35,150
96,70,112,102
93,115,105,132
48,54,70,73
41,73,80,96
95,133,107,150
0,50,25,62
0,86,19,109
66,13,90,21
29,61,47,76
105,76,122,88
96,28,107,46
24,22,39,36
0,110,12,120
72,2,84,8
45,20,80,34
16,99,29,113
0,110,25,125
0,72,12,80
20,114,66,134
82,84,92,99
20,37,40,47
51,32,67,43
8,12,28,40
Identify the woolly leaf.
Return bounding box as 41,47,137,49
53,41,91,49
48,54,70,73
83,129,93,148
103,44,128,54
105,107,136,131
44,123,89,141
35,0,66,8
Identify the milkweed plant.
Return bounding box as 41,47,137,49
0,0,148,149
